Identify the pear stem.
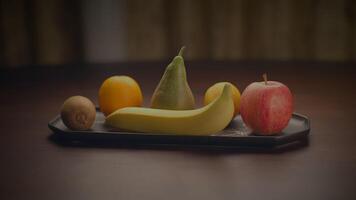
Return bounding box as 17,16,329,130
263,73,268,85
178,46,186,57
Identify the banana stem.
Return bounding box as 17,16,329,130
263,73,268,85
178,46,186,57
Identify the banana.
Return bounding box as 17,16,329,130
106,84,234,135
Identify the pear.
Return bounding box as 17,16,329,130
151,46,195,110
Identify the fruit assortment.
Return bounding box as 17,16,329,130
59,47,294,136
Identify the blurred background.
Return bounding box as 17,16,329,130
0,0,355,67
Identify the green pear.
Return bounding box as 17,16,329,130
151,47,195,110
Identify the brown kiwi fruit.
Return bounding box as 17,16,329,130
60,96,96,130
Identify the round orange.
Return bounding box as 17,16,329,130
99,76,143,116
204,82,241,117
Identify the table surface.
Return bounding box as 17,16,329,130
1,61,355,200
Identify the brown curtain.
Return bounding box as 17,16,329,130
1,0,356,66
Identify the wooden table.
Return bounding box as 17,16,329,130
1,61,355,200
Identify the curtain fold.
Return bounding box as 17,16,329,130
1,0,355,66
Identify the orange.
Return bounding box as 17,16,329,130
204,82,241,117
99,76,143,116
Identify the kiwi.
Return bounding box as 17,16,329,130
60,96,96,130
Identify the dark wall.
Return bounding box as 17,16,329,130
1,0,356,66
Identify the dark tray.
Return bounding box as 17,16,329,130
48,109,310,150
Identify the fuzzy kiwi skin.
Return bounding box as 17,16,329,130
60,96,96,130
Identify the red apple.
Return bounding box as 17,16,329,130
240,74,293,135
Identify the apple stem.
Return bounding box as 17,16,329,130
263,73,268,85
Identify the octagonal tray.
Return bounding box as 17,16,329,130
48,109,310,150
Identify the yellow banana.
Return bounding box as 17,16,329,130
106,84,234,135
